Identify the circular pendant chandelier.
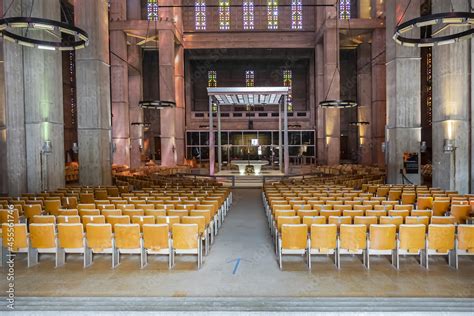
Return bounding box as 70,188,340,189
393,12,474,47
319,100,358,109
138,100,176,110
349,121,370,126
0,17,89,51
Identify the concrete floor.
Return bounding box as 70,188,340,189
2,189,474,298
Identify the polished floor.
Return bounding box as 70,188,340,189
2,189,474,298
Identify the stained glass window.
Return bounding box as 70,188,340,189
339,0,351,19
291,0,303,30
283,70,293,112
195,1,206,30
243,1,254,30
208,71,217,87
267,0,278,30
219,0,230,30
246,70,255,87
147,0,158,21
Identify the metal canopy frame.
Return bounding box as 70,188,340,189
207,86,290,175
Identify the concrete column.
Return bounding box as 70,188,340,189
323,27,341,165
110,0,130,167
159,29,176,167
386,0,421,184
174,44,186,165
357,43,372,165
128,38,144,169
1,0,64,195
371,28,386,167
75,0,112,186
315,43,326,164
432,0,470,193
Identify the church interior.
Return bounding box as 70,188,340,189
0,0,473,314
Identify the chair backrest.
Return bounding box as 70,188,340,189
310,224,337,250
24,204,42,219
281,224,307,250
328,216,352,227
369,224,396,250
58,223,84,249
319,210,342,219
96,204,116,211
136,203,155,210
401,193,416,205
277,216,301,231
172,223,199,249
353,205,372,211
143,224,169,250
399,224,426,252
343,210,364,219
167,209,189,218
417,196,433,210
374,204,394,211
275,210,296,219
457,225,474,252
102,209,122,217
189,210,211,223
430,216,456,225
411,210,432,218
145,209,167,218
427,224,455,252
115,224,141,249
354,216,378,226
86,223,113,250
405,216,429,226
388,210,410,218
82,215,106,225
339,224,367,251
122,209,145,217
181,216,206,234
58,209,79,216
432,200,450,216
379,216,404,229
116,204,136,210
156,216,180,230
79,209,101,217
450,205,471,224
29,223,56,249
0,209,20,224
302,216,326,226
44,200,61,216
333,204,352,211
365,209,386,218
2,223,28,250
78,203,96,210
80,193,95,204
394,204,414,211
57,215,81,224
31,215,56,224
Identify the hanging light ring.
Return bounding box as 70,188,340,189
319,100,358,109
394,12,474,47
138,100,176,110
0,16,89,50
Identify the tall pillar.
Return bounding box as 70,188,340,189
159,29,176,167
432,0,470,193
371,28,386,167
2,0,64,195
0,2,9,195
315,43,326,164
174,44,186,165
110,0,130,167
323,27,341,165
386,0,421,184
357,43,372,165
75,0,112,185
128,38,144,169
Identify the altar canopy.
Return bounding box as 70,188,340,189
207,87,290,175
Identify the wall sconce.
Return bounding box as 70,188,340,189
138,139,143,152
443,139,456,153
72,142,79,154
112,143,117,153
42,140,52,154
381,142,386,153
420,141,427,153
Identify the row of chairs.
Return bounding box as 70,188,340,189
2,222,206,269
277,223,473,270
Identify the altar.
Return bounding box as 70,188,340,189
207,86,290,176
231,160,269,176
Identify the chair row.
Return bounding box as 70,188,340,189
277,223,474,270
